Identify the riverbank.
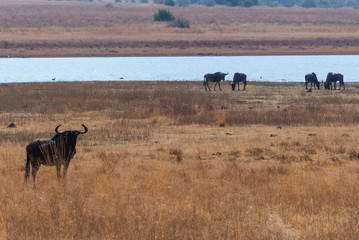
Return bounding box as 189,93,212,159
1,81,359,239
2,2,359,57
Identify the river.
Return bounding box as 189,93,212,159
0,55,358,83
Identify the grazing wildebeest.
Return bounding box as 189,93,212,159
203,72,228,91
305,72,320,90
325,72,344,90
25,124,88,187
230,72,247,91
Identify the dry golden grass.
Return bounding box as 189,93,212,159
2,2,359,56
1,81,359,239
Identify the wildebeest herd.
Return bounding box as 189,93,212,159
23,71,344,187
204,71,344,91
204,72,247,91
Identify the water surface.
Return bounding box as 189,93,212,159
0,55,358,83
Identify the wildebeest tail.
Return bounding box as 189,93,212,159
24,153,30,182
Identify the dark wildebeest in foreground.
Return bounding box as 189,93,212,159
324,72,344,90
203,72,228,91
305,72,320,90
25,124,88,187
230,72,247,91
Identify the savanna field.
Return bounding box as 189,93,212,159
0,81,359,239
1,1,359,239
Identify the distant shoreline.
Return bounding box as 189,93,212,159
2,3,359,58
3,49,359,59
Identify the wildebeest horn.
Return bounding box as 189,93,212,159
80,124,88,134
55,125,61,133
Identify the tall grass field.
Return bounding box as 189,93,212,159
0,81,359,239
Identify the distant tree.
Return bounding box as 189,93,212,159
220,0,257,6
153,9,175,21
201,0,216,5
330,0,345,7
243,0,257,6
164,0,175,5
177,0,190,6
317,0,329,7
302,0,316,7
347,0,359,7
278,0,296,6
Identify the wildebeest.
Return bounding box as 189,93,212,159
324,72,344,90
203,72,228,91
230,72,247,91
305,72,320,90
25,124,88,187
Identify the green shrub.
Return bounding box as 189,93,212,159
153,9,175,22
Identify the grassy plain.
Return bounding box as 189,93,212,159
0,81,359,239
2,1,359,57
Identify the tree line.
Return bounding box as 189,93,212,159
70,0,359,8
147,0,359,8
182,0,359,7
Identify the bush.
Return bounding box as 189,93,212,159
164,0,175,5
153,9,175,22
168,17,190,28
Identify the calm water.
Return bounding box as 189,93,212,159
0,55,358,83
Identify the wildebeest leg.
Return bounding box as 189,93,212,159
243,82,247,91
218,82,222,91
56,162,62,178
305,81,308,89
63,160,70,179
213,82,218,91
205,82,211,91
31,163,40,188
24,154,31,182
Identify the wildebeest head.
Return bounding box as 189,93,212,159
325,72,333,89
312,72,320,89
231,83,236,91
214,72,228,81
324,81,330,90
326,72,333,81
52,124,88,158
